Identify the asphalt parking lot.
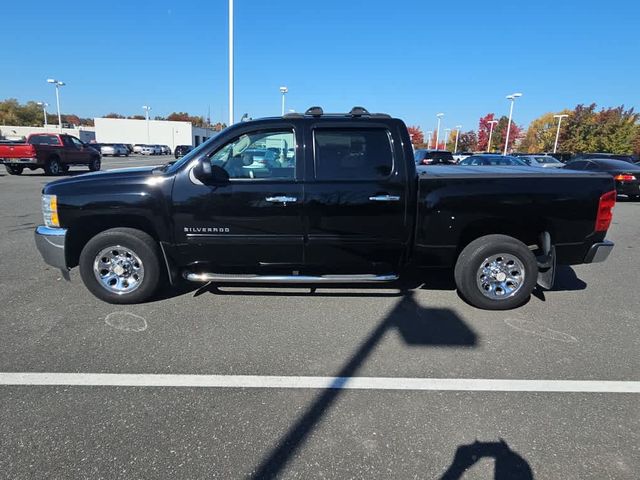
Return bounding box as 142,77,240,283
1,156,639,479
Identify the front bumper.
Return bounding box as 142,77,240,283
34,226,68,270
583,240,614,264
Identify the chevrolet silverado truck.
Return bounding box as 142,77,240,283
0,133,101,175
34,107,616,310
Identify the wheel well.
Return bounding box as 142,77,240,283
65,216,160,268
48,154,60,162
457,219,548,255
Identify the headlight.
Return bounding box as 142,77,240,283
42,194,60,227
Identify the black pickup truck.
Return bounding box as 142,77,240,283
34,107,616,310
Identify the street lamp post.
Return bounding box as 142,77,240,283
279,86,288,116
503,92,522,155
228,0,234,125
36,102,48,128
487,119,498,152
553,114,569,153
454,125,462,153
444,128,451,151
46,79,65,131
142,105,152,144
426,131,433,149
435,113,444,150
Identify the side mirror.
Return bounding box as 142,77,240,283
194,159,229,184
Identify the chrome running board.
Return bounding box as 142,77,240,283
183,272,399,284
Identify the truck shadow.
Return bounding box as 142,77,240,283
439,439,534,479
532,265,587,302
249,291,477,479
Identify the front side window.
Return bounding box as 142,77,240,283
314,129,393,180
208,130,295,180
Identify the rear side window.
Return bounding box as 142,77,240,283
29,134,60,145
314,129,393,180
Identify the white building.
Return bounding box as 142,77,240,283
94,118,218,150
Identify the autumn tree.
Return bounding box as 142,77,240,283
407,125,424,145
104,113,125,119
477,113,496,151
456,131,478,152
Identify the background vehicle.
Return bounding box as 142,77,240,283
0,133,101,175
453,152,473,162
174,145,193,158
564,158,640,199
572,152,636,163
35,107,615,311
414,149,455,165
517,155,564,168
458,155,527,166
100,143,129,157
140,145,161,155
160,145,171,155
133,144,145,154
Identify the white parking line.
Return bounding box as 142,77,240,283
1,373,639,393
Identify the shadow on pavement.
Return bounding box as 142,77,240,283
439,439,534,479
250,291,477,479
533,265,587,302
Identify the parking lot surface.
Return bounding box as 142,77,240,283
1,157,639,478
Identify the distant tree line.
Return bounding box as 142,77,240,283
409,103,640,155
0,99,227,131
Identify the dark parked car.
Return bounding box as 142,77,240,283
564,158,640,199
458,155,527,166
34,106,616,310
572,153,636,163
414,149,455,165
174,145,194,158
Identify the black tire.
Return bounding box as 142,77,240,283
454,234,538,310
5,165,23,175
79,228,162,304
44,156,62,176
89,157,101,172
60,164,69,174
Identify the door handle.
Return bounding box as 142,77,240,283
369,194,401,202
265,196,297,204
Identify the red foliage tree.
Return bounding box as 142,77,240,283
477,113,496,151
407,125,424,145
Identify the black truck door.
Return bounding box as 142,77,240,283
303,124,410,273
171,126,304,272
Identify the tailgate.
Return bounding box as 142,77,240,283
0,143,36,160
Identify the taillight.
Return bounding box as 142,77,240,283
595,190,616,232
614,174,636,181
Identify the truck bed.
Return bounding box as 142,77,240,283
415,165,615,267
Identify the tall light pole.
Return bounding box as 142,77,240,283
443,128,451,151
279,86,288,115
553,114,569,153
47,79,65,131
426,131,433,149
228,0,234,125
142,105,152,144
503,92,522,155
454,125,462,152
36,102,48,128
487,119,498,152
435,113,444,150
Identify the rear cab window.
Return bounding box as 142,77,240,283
29,134,61,146
313,128,393,180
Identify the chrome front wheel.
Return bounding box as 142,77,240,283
93,245,145,294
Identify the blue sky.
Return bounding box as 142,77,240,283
2,0,638,132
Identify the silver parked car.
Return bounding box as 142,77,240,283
160,145,171,155
133,144,145,154
140,145,162,155
100,143,129,157
517,155,564,168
